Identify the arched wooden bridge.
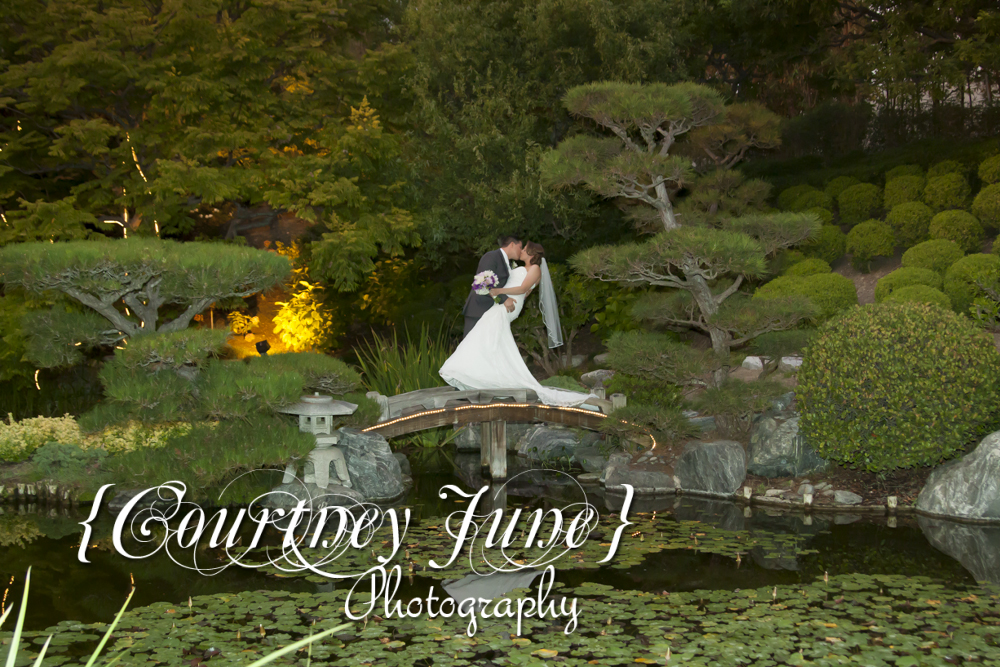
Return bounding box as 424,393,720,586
361,386,623,480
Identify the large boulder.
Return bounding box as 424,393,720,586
337,428,405,502
748,415,828,478
675,441,746,496
518,425,598,463
603,452,677,494
917,431,1000,520
572,445,608,473
919,516,1000,584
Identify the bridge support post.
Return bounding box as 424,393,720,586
481,420,507,480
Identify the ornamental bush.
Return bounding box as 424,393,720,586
980,155,1000,185
804,207,833,225
824,176,860,199
901,239,965,274
927,159,964,179
754,272,857,322
885,164,923,181
837,183,882,225
790,190,834,211
799,224,847,264
784,258,832,276
874,267,943,303
797,301,1000,471
777,184,819,210
923,173,971,211
884,284,952,310
846,220,895,271
928,210,984,254
944,253,1000,314
885,202,934,248
883,175,925,208
972,184,1000,230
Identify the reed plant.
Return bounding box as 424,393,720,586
355,323,454,396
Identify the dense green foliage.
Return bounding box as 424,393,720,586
837,183,882,225
784,258,831,277
355,325,453,396
884,284,953,310
846,220,895,271
927,160,965,180
789,190,833,212
823,176,860,199
885,202,934,248
883,175,924,209
754,272,857,322
798,302,1000,471
923,173,971,212
798,224,846,264
980,155,1000,185
778,185,818,210
944,253,1000,314
901,239,965,274
929,210,984,254
885,165,923,181
972,184,1000,229
874,267,944,303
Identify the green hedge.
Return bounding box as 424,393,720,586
883,175,925,209
754,272,857,322
885,164,924,181
784,258,832,276
972,184,1000,230
944,253,1000,314
901,239,965,274
804,207,834,225
797,301,1000,472
874,267,943,303
799,224,847,265
980,155,1000,185
777,184,819,210
923,173,971,212
928,210,984,254
790,190,834,211
846,220,895,271
824,176,861,199
886,201,934,248
884,284,952,310
838,183,883,225
927,159,965,179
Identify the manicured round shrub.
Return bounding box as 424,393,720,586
972,183,1000,230
790,190,834,211
927,159,964,180
837,183,882,225
884,284,952,310
923,173,971,211
797,301,1000,472
885,164,923,182
778,184,819,210
784,258,832,277
901,239,965,274
979,155,1000,185
874,267,943,303
885,201,934,248
824,176,860,199
799,224,846,265
883,175,924,209
944,253,1000,314
804,206,833,225
754,272,858,322
846,220,895,271
928,209,984,254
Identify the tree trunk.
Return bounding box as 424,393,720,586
685,272,731,387
654,182,679,230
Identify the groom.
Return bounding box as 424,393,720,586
462,235,522,338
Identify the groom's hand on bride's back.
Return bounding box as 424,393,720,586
504,300,515,312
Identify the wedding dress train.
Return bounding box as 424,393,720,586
439,266,594,407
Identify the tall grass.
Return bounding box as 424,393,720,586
355,323,454,396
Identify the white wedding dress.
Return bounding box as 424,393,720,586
439,266,594,407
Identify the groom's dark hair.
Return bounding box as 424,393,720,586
498,235,521,247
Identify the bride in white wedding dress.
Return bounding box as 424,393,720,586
439,242,594,407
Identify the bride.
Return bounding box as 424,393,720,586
439,242,594,407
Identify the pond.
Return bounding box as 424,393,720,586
2,451,999,664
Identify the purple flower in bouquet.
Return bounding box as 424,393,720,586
472,270,499,295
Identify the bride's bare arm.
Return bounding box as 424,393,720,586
489,266,541,297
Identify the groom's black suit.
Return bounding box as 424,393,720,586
462,248,511,338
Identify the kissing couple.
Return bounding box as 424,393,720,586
438,235,595,408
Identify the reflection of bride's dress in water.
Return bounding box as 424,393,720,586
439,266,593,407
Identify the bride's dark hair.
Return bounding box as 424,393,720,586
524,241,544,266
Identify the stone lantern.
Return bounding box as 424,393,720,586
277,393,358,489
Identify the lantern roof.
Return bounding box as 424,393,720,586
277,392,358,416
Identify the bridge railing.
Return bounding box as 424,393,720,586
365,386,617,422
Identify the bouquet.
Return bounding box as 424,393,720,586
472,270,501,303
